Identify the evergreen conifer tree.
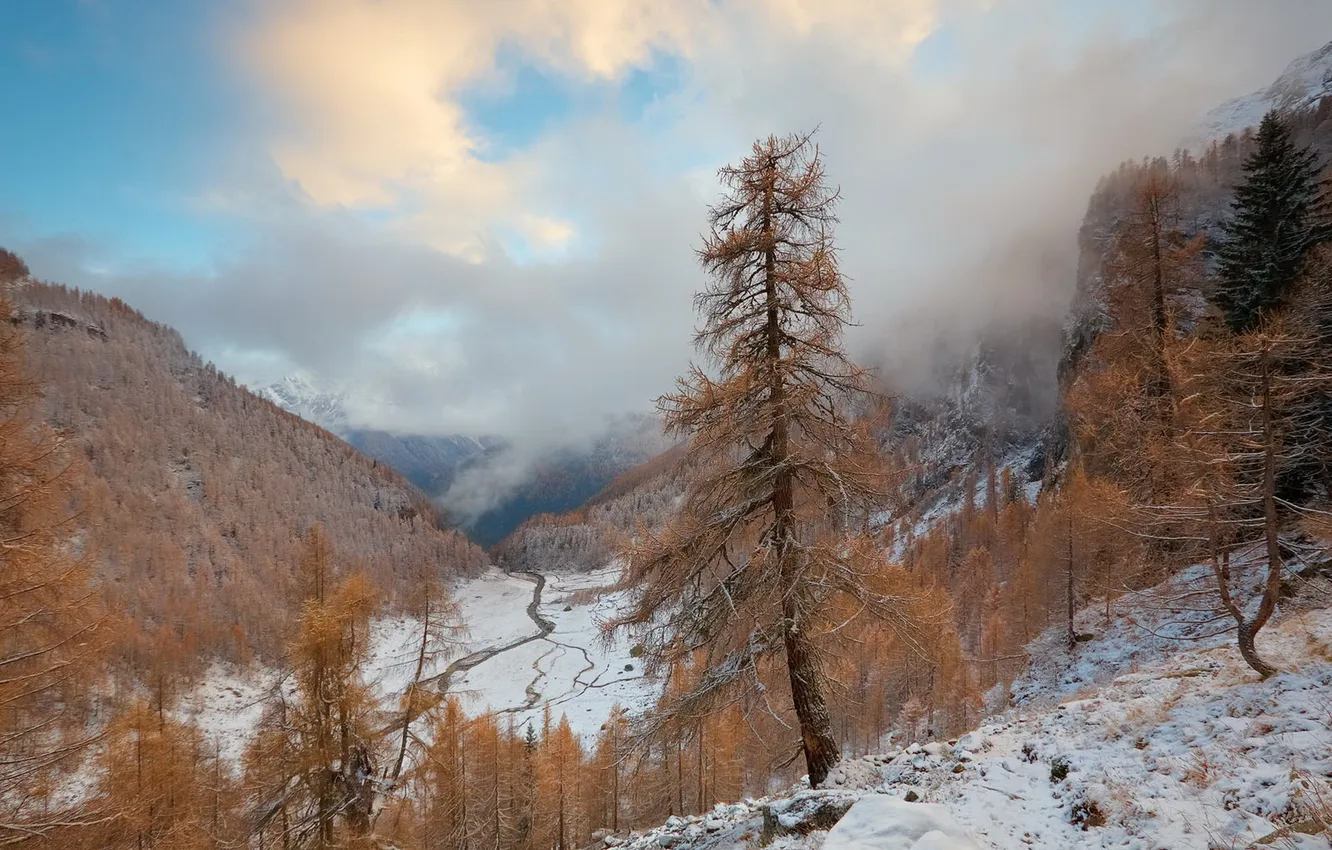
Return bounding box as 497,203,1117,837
1215,111,1327,331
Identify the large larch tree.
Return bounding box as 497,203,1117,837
612,131,925,788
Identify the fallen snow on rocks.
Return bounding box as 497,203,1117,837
825,796,982,850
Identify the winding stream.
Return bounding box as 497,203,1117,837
417,570,553,696
382,566,653,740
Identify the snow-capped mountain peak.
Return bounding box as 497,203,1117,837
258,371,350,434
1194,38,1332,144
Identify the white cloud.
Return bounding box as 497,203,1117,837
14,0,1332,459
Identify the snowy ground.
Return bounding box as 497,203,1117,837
448,566,658,737
176,564,659,768
608,578,1332,850
171,557,1332,848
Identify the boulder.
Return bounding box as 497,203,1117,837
822,795,983,850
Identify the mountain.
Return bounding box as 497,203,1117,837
256,371,349,433
7,276,490,663
460,412,669,547
345,428,502,495
1195,38,1332,143
259,371,667,546
255,374,503,497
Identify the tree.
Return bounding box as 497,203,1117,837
589,707,630,833
78,701,230,850
0,294,106,846
611,131,924,788
1160,319,1329,677
415,698,468,850
245,527,380,847
536,715,582,850
387,573,463,789
1215,111,1328,332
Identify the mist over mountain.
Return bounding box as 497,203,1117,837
258,372,666,544
1196,37,1332,143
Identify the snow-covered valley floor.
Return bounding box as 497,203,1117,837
177,565,659,758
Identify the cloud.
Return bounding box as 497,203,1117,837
8,0,1332,501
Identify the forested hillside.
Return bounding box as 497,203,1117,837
7,274,489,663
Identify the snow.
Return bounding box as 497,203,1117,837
601,567,1332,850
163,539,1332,849
173,662,279,768
363,566,660,739
363,568,538,699
448,566,660,737
257,370,350,434
179,565,661,768
824,796,982,850
1192,39,1332,144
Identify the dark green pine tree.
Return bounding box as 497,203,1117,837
1214,111,1328,332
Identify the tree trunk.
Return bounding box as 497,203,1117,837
696,721,704,813
762,147,840,788
1065,508,1076,651
392,598,432,784
1243,345,1283,679
1236,620,1277,679
610,728,619,832
781,594,840,786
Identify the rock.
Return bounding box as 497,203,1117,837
760,795,856,842
603,835,623,847
654,834,678,847
664,816,685,829
824,796,983,850
922,742,948,758
951,764,966,774
903,790,920,803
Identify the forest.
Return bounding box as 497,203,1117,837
3,95,1332,848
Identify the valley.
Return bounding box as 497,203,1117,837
174,563,659,776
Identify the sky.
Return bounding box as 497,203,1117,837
3,0,1332,458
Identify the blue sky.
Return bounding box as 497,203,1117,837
0,0,691,273
0,0,248,269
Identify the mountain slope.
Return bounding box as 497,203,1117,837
606,578,1332,850
1196,38,1332,142
256,371,350,433
11,279,490,662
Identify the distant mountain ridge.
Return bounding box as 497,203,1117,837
1194,38,1332,143
256,371,350,433
259,372,666,545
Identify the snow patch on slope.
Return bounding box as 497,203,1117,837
608,580,1332,850
1194,39,1332,144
